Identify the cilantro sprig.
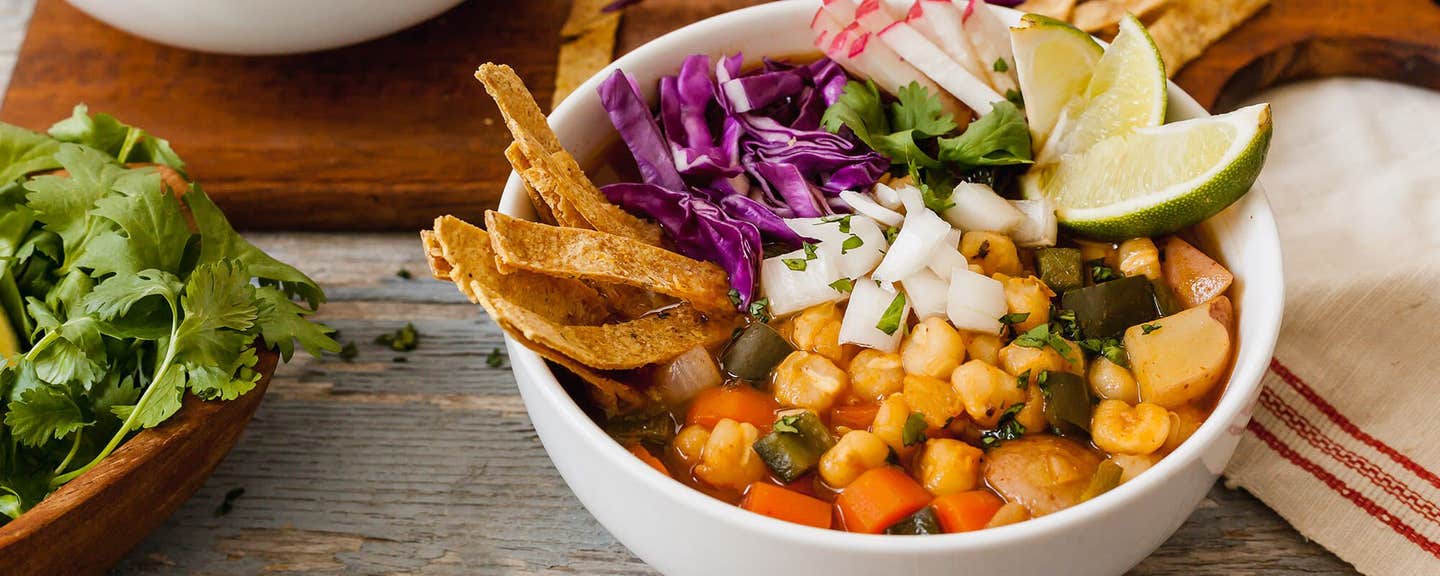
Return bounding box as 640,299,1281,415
0,107,337,519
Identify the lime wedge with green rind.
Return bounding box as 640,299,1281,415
1022,103,1272,240
1010,13,1104,154
1037,13,1166,164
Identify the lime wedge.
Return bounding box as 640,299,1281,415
1010,14,1104,154
1037,13,1166,164
1021,103,1273,240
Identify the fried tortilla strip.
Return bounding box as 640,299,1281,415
1146,0,1268,76
1072,0,1170,36
1018,0,1077,20
504,142,562,226
427,215,608,326
512,332,645,416
485,211,733,314
553,0,621,109
485,297,737,370
474,63,663,246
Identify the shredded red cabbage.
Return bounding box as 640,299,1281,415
597,53,886,306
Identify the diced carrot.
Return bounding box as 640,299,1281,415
835,467,933,534
830,403,880,431
687,386,778,431
931,490,1004,533
741,482,833,529
627,443,670,478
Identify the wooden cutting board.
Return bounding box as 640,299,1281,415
1,0,1435,231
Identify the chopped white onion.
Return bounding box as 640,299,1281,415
655,345,723,406
940,182,1025,233
760,247,844,317
872,200,950,284
785,216,886,279
1009,198,1058,247
901,270,949,321
840,190,904,227
897,184,926,215
947,268,1006,333
927,228,968,278
872,182,905,211
840,279,910,352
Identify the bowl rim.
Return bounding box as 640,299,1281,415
499,0,1285,553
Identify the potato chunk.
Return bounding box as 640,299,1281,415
983,436,1100,516
1125,297,1233,408
1161,237,1233,309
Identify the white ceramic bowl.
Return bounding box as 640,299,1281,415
66,0,465,55
501,3,1284,575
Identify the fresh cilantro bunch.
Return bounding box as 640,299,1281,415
820,80,1033,212
0,106,337,522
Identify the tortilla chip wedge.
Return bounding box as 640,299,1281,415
1146,0,1268,76
1018,0,1077,21
485,211,733,314
428,215,736,371
427,215,608,326
1072,0,1170,36
475,63,662,246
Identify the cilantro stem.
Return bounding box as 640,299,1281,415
52,304,182,488
21,330,62,361
53,431,82,474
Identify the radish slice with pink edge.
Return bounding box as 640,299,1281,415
821,0,1000,114
840,190,904,227
904,0,989,84
840,279,910,351
956,0,1018,94
810,6,967,118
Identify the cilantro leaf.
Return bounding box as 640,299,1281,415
773,414,802,434
999,312,1031,325
47,104,185,171
821,79,889,148
841,235,864,254
782,258,808,271
875,292,907,335
828,278,854,294
28,316,106,390
73,169,194,278
890,82,957,137
937,101,1033,167
0,124,61,185
22,144,127,269
902,412,928,446
981,403,1027,447
1141,323,1163,335
82,269,183,340
5,383,91,447
486,348,506,368
186,186,325,308
253,285,339,361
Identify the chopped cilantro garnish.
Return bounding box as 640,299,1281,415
486,347,507,368
728,288,742,308
884,226,901,244
829,278,855,293
1005,88,1024,109
396,269,413,280
902,412,928,446
999,312,1030,325
783,258,808,271
1013,324,1073,361
1141,323,1163,335
981,403,1027,447
1017,369,1031,390
1088,259,1119,283
802,242,819,260
773,414,802,434
841,235,864,254
339,341,358,361
875,292,907,335
993,58,1009,73
376,323,420,352
748,298,772,323
1079,337,1129,367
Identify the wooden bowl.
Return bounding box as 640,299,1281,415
0,347,279,575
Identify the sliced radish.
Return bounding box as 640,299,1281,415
1009,198,1058,247
872,198,951,283
761,247,845,317
872,181,905,211
955,0,1018,94
841,190,905,227
905,0,988,84
927,228,968,277
947,267,1006,333
811,6,966,118
840,279,910,352
786,216,887,279
901,269,949,320
940,182,1025,233
825,0,1001,114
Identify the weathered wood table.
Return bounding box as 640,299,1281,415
0,0,1365,573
